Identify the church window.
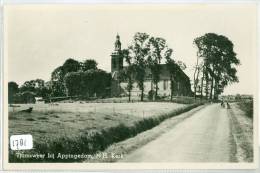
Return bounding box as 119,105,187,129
163,80,168,90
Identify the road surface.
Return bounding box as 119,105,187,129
120,104,234,162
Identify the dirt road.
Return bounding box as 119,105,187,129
121,104,234,162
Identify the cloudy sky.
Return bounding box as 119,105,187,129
5,4,257,95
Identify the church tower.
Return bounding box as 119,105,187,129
111,34,123,73
111,34,123,96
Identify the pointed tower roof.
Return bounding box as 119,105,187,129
114,33,121,51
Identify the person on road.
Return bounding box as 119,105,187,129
221,100,225,108
226,101,230,109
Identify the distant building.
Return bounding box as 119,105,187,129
111,34,192,98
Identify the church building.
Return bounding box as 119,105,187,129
111,34,192,98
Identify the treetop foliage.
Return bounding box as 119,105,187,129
193,33,240,99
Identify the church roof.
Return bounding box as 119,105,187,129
122,64,190,81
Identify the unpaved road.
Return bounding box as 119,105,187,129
121,104,234,162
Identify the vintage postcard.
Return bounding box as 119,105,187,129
2,3,259,170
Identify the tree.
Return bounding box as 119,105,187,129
165,48,191,99
62,58,81,74
193,49,205,99
93,69,111,97
51,66,66,97
165,48,177,101
128,32,150,101
8,81,19,103
64,69,111,98
82,59,98,71
64,72,83,96
20,80,36,93
194,33,240,100
50,58,81,97
19,79,50,98
148,37,167,100
15,91,36,104
34,79,47,97
119,49,135,102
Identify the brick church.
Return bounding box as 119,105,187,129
111,34,192,98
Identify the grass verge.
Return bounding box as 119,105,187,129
237,100,253,119
228,103,253,162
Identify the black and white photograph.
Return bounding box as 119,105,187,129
3,3,258,170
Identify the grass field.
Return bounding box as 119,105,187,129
9,102,186,118
9,102,186,143
9,101,201,162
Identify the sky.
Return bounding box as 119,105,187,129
5,4,257,95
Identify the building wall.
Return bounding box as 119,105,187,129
120,80,172,97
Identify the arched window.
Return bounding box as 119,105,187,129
163,80,168,90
